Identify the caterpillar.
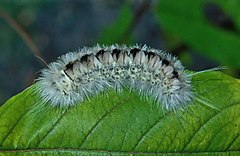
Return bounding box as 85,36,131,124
37,44,220,112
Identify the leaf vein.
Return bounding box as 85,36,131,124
181,101,240,151
79,97,130,147
36,110,68,147
0,108,28,146
131,114,169,151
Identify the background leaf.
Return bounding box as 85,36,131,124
212,0,240,30
154,0,240,67
0,71,240,155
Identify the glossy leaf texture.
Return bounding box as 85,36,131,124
0,72,240,155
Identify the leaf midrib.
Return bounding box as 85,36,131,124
0,148,239,155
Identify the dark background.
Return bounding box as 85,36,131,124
0,0,240,105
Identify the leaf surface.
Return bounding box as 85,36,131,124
0,72,240,155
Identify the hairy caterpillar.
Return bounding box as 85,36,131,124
37,44,221,111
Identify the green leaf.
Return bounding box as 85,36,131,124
0,72,240,155
154,0,240,67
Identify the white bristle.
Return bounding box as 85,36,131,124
36,44,221,111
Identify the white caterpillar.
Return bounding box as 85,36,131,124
37,44,219,111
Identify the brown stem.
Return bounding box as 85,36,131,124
0,8,44,59
119,1,152,43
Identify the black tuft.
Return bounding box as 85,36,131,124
65,62,74,70
172,70,179,78
96,50,105,59
112,49,121,59
130,48,140,58
147,51,155,60
80,54,89,63
162,59,170,66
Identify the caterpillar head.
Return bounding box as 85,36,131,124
37,66,75,106
54,70,73,95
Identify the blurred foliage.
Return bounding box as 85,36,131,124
213,0,240,30
155,0,240,67
0,0,240,105
98,3,134,44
